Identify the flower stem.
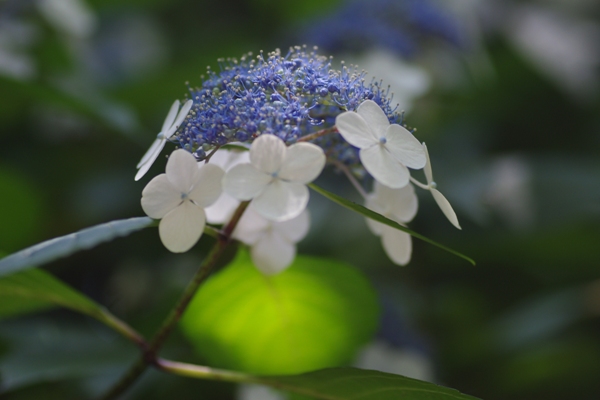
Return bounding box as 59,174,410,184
297,126,338,143
409,176,430,190
203,145,221,163
156,358,253,383
97,201,251,400
329,158,368,199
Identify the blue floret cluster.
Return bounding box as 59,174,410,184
174,46,408,172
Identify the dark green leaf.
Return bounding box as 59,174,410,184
0,269,142,342
309,183,475,266
256,367,481,400
0,217,155,277
180,250,380,375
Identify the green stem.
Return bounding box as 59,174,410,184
97,201,251,400
96,311,148,349
156,358,252,383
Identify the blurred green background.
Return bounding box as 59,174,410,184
1,0,599,399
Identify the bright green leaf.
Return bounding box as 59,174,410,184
0,269,142,343
0,217,155,277
309,183,475,266
257,367,481,400
180,250,380,375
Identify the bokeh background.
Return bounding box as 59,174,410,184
1,0,600,399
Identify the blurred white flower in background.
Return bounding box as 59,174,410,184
237,384,284,400
506,4,600,100
355,340,434,382
485,155,534,231
353,49,431,114
0,20,37,80
37,0,97,39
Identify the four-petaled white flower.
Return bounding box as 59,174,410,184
421,143,461,230
200,148,250,224
233,208,310,275
223,134,325,222
365,182,418,266
141,149,224,253
335,100,426,189
135,99,193,181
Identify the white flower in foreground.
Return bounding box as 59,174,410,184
135,99,193,181
201,149,250,224
141,149,224,253
233,208,310,275
422,143,461,230
365,182,418,266
335,100,426,189
223,134,325,222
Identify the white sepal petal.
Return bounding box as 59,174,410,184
166,149,200,193
360,145,410,189
205,193,239,224
223,164,272,200
250,134,286,175
137,138,162,169
158,201,206,253
384,124,426,169
335,111,378,148
189,163,224,208
278,143,326,183
232,207,270,245
364,195,385,236
381,226,412,266
357,100,391,137
166,99,193,139
431,189,461,230
423,142,433,184
251,180,308,222
162,100,181,134
277,209,310,242
251,231,296,275
135,140,166,181
141,174,181,219
374,182,418,223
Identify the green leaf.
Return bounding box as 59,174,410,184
160,362,480,400
308,183,475,266
180,250,380,375
0,217,154,277
0,319,137,392
0,269,142,342
257,367,481,400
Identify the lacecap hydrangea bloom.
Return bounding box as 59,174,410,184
137,46,460,271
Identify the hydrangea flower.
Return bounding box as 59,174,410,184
335,100,426,189
365,182,418,266
141,149,224,252
233,208,310,275
420,143,461,229
223,134,325,222
200,148,250,224
172,47,404,173
135,99,193,181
